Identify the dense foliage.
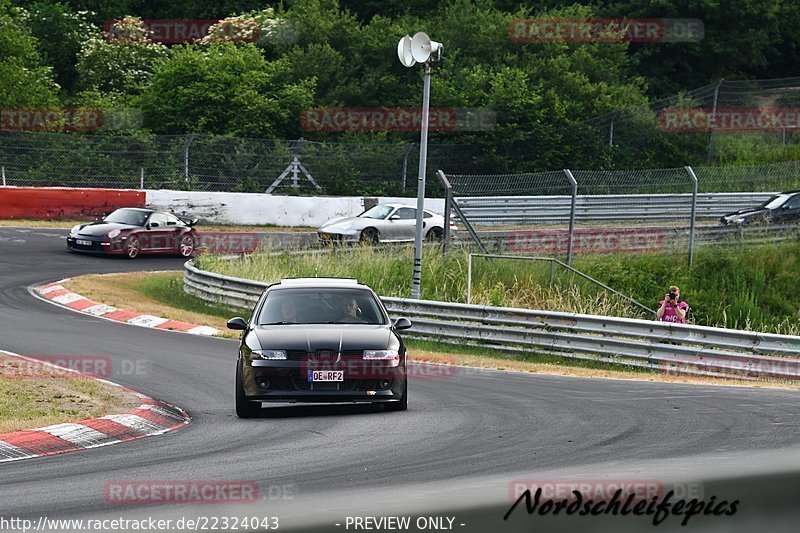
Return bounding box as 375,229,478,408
3,0,800,171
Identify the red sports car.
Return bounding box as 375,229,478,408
66,208,198,258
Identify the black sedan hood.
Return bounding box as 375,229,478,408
253,325,392,351
77,222,139,237
720,208,768,223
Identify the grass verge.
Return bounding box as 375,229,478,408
61,271,794,389
0,353,140,433
198,241,800,334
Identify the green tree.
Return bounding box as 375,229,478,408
140,43,315,137
18,1,98,94
75,15,170,95
0,0,60,107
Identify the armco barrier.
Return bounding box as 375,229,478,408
184,261,800,381
0,186,144,219
456,192,776,225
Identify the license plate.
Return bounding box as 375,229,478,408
76,239,92,246
309,370,343,382
319,233,331,240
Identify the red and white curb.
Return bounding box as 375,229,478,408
0,351,190,463
32,280,219,336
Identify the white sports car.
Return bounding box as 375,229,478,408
317,203,454,243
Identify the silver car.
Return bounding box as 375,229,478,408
318,203,453,243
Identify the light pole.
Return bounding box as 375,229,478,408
398,32,443,299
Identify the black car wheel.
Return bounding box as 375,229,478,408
425,227,444,241
235,362,261,418
178,234,196,258
125,236,141,259
360,227,379,244
384,379,407,411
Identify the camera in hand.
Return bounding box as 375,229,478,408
668,293,677,300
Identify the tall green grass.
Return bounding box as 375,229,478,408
197,241,800,334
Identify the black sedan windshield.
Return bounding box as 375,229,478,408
258,288,385,325
103,209,149,226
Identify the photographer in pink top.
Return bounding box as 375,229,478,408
656,285,689,323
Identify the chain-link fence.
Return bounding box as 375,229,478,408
577,77,800,168
0,131,479,196
442,163,800,262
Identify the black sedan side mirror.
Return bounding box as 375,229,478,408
227,317,248,330
393,317,412,330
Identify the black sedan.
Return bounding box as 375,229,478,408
67,208,198,258
227,278,412,417
720,191,800,225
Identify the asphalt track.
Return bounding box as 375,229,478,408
1,226,800,532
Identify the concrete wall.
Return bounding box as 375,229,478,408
146,190,445,227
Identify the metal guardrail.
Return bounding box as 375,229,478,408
457,192,776,225
184,261,800,381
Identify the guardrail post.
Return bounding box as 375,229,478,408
685,166,699,267
441,170,452,256
563,169,578,266
437,170,487,254
467,253,473,304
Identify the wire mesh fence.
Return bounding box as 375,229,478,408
576,77,800,169
443,165,800,261
0,131,478,196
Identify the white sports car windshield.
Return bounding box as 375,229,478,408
359,205,393,220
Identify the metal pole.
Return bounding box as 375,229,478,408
564,169,578,265
1,166,5,187
608,111,617,147
441,170,452,256
549,261,555,287
411,63,431,300
467,253,473,304
685,166,699,267
706,79,723,164
401,143,414,193
184,134,195,184
140,167,144,189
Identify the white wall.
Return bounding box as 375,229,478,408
146,190,446,227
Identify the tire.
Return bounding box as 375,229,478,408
360,227,379,244
384,379,408,412
125,236,141,259
178,234,196,258
235,362,261,418
425,227,444,242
